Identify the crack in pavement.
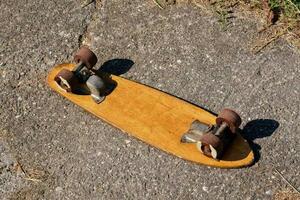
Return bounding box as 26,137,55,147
78,0,103,48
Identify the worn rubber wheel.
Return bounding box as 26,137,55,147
54,69,78,92
216,108,241,134
74,46,98,69
197,133,223,159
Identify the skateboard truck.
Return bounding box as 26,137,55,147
181,120,212,143
86,75,106,103
181,109,241,159
54,46,106,104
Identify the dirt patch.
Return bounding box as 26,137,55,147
274,189,300,200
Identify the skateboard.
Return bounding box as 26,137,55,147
47,46,254,168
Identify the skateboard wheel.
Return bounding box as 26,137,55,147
54,69,78,92
216,109,241,134
74,46,98,69
197,133,223,159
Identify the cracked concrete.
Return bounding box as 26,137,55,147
0,0,299,199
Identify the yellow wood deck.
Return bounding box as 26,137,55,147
47,63,254,168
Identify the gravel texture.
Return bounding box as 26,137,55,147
0,0,299,199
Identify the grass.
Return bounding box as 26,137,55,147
194,0,300,51
216,9,231,30
267,0,298,20
244,0,300,50
274,0,300,18
153,0,300,50
212,0,299,23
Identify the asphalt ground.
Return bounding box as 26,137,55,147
0,0,299,199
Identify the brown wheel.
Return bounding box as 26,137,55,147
54,69,79,92
216,108,241,134
74,46,98,69
197,133,223,159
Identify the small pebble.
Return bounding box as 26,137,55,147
202,186,208,192
125,140,131,144
55,186,63,192
265,190,272,195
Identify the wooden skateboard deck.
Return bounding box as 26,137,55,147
47,63,254,168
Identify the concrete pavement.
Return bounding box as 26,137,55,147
0,0,299,199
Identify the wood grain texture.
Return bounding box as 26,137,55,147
47,63,254,168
